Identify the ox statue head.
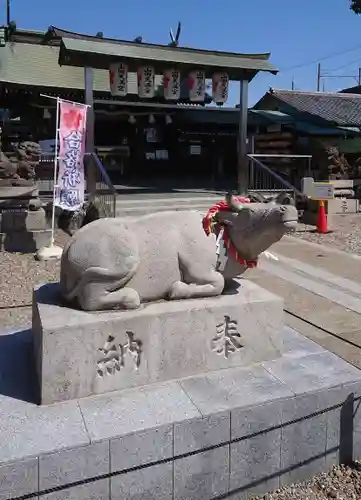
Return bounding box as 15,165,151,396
215,194,298,263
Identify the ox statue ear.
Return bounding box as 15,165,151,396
225,192,245,213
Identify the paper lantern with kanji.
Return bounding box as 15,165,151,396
212,72,229,104
163,69,181,100
138,66,155,99
188,70,206,102
109,63,128,97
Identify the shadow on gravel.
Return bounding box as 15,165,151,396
0,328,37,403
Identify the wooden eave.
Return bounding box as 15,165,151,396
58,36,278,81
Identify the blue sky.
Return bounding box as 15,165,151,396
7,0,361,106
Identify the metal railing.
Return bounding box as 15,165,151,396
86,152,117,218
38,153,57,194
23,151,118,217
247,154,310,200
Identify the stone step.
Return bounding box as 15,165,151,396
249,267,361,341
273,236,361,283
116,203,214,217
260,258,361,315
266,252,361,299
247,250,361,369
115,196,221,207
284,312,361,370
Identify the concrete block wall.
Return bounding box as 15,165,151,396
1,380,360,499
1,329,361,499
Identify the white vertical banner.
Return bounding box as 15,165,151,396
54,99,88,211
188,70,206,102
163,69,181,100
212,72,229,104
109,62,128,96
137,66,155,99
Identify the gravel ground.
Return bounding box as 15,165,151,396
252,464,361,500
293,213,361,255
0,230,70,331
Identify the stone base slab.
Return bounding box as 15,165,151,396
1,326,361,499
32,280,285,404
328,197,359,214
301,198,360,227
0,229,52,252
0,207,48,232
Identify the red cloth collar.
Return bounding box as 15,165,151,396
202,197,258,269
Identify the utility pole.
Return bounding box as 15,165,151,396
317,65,361,88
317,63,321,92
291,76,295,90
6,0,10,26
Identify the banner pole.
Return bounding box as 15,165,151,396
50,97,60,247
36,96,87,261
40,93,91,108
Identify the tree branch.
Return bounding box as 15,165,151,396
351,0,361,14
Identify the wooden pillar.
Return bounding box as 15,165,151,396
237,79,249,195
84,66,96,200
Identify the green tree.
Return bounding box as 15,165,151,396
351,0,361,14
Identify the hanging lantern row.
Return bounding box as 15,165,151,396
109,63,229,104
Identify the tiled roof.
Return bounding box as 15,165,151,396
339,85,361,94
257,89,361,127
0,42,161,94
0,40,212,102
248,109,360,136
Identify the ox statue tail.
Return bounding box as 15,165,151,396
61,262,139,303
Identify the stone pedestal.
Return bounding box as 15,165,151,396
0,208,51,252
32,280,285,405
0,183,51,252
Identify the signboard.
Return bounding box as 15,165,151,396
163,69,181,100
212,72,229,104
301,177,314,197
188,70,206,102
267,124,282,133
145,127,158,143
311,182,335,200
138,66,155,99
109,63,128,97
190,144,202,155
341,197,348,213
54,100,87,211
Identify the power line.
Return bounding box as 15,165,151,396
255,42,361,85
280,43,361,73
326,57,361,73
322,75,359,78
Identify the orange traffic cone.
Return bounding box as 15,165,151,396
316,200,328,234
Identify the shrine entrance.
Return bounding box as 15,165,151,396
57,29,278,194
92,102,242,192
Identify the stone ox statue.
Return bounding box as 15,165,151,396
60,194,298,311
